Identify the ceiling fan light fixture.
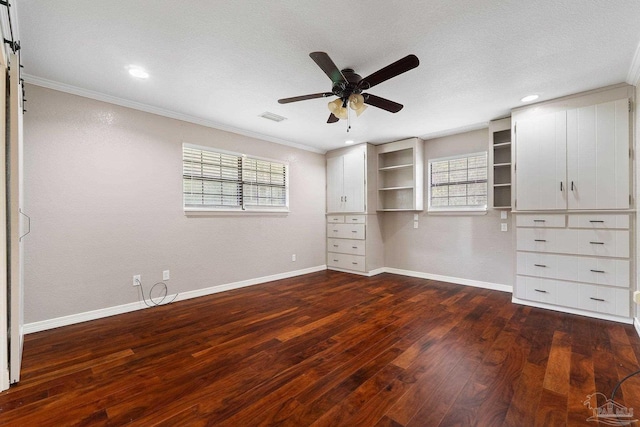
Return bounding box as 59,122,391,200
335,106,348,120
328,98,342,114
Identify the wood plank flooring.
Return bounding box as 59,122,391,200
1,270,640,426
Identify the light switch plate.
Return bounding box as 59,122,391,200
501,223,508,232
500,211,507,220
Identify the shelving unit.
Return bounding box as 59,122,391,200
376,138,424,211
489,118,512,209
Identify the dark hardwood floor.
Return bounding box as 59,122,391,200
1,270,640,426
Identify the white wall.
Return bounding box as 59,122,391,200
381,129,515,288
23,85,327,324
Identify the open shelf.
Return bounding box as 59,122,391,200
490,118,512,209
376,138,424,211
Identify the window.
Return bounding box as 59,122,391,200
428,152,487,212
182,144,289,212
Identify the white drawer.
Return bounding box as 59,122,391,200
516,228,574,254
576,257,629,288
327,223,365,240
344,215,366,224
575,229,629,258
327,215,345,223
516,214,565,228
516,275,577,306
568,214,629,229
327,252,366,272
327,238,365,256
517,252,629,288
516,228,629,258
577,284,629,317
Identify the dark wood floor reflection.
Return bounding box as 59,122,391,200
1,270,639,426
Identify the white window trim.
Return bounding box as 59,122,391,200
427,151,488,213
183,143,289,213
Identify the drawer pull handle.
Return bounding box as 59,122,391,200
534,264,547,268
590,269,605,273
351,262,358,265
333,259,339,262
333,230,338,232
351,231,357,233
589,241,604,245
534,289,548,293
533,219,546,223
352,219,358,221
534,239,546,242
589,220,604,223
352,246,358,249
333,245,338,247
589,297,605,302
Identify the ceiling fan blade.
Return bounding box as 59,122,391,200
310,52,347,85
360,54,419,89
363,94,404,113
327,113,339,123
278,92,333,104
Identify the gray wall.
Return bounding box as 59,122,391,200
381,129,515,287
24,85,327,323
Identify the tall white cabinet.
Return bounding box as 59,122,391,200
326,144,383,275
327,149,366,213
512,84,635,322
515,97,630,211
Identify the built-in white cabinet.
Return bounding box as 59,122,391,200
376,138,424,211
327,148,365,213
514,97,630,211
326,144,383,275
515,213,631,320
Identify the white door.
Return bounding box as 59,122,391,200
326,156,344,213
8,52,25,384
342,150,365,212
567,98,629,209
515,111,567,210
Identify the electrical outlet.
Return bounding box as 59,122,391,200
413,221,419,229
500,211,508,220
163,270,170,281
133,274,141,286
501,223,508,232
292,254,296,262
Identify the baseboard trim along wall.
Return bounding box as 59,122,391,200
26,265,513,334
635,317,640,337
512,296,634,325
382,267,513,293
24,265,327,334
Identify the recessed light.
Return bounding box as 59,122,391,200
521,94,539,103
128,66,149,79
345,140,354,145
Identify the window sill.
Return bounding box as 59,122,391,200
185,208,289,217
427,208,487,216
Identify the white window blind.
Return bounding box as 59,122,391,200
428,152,487,211
183,144,289,211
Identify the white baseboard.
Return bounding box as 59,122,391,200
634,317,640,337
382,267,512,293
512,296,633,324
24,265,327,334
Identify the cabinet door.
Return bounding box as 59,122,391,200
342,150,365,212
515,111,567,210
567,98,629,209
326,156,344,212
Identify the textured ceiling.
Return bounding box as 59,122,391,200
16,1,640,152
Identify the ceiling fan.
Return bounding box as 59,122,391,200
278,52,419,123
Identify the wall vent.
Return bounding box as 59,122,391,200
259,112,287,122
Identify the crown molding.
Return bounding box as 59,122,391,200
627,40,640,86
22,74,326,154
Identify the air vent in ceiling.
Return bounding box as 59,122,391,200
259,112,287,122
